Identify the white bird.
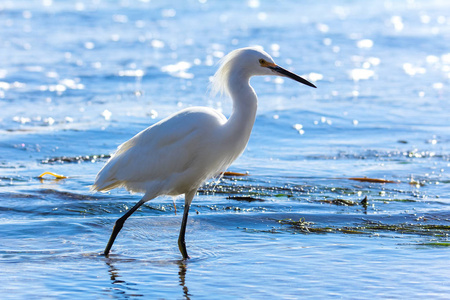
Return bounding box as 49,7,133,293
92,47,316,259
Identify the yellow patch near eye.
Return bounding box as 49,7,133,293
259,59,276,68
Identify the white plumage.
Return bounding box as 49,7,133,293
92,107,229,195
92,47,316,259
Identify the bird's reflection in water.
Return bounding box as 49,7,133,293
104,256,191,299
105,257,144,297
106,258,123,284
177,260,191,299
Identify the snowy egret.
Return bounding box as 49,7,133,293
92,47,316,259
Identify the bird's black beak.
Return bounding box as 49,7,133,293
269,65,317,88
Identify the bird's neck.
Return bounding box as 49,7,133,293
225,75,258,144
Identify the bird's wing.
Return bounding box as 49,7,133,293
92,107,226,194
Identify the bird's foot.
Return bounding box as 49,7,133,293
182,254,190,261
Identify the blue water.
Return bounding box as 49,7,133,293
1,0,449,298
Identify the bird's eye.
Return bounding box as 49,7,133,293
259,59,266,65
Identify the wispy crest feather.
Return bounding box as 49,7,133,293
210,46,264,97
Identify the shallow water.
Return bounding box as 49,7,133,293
1,0,449,298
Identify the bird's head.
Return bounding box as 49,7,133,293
211,47,316,97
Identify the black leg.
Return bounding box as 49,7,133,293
104,198,147,256
178,190,196,260
178,203,190,259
